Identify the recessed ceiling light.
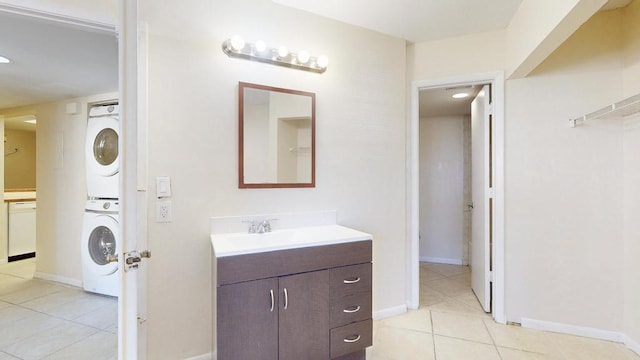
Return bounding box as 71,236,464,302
452,92,469,99
24,119,37,124
0,55,10,64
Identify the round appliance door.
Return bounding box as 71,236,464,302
83,214,119,276
86,116,119,177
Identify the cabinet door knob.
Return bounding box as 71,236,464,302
343,277,361,284
343,305,361,314
270,289,274,312
343,335,361,343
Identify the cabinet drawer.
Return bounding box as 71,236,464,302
330,263,371,299
330,319,372,359
330,292,371,328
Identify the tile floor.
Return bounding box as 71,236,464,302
2,259,638,359
0,258,117,360
366,262,640,360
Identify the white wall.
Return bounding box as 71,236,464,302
419,115,465,264
243,102,270,183
408,29,506,81
505,10,625,330
622,0,640,347
139,0,407,358
623,113,640,349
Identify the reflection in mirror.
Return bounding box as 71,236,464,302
239,82,315,188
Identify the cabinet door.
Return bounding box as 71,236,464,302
217,278,278,360
279,270,330,360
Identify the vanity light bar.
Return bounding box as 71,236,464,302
222,36,328,74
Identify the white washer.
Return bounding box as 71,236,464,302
86,104,119,199
81,199,119,297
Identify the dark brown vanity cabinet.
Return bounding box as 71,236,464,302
216,240,372,360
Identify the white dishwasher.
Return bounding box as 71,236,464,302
8,201,37,261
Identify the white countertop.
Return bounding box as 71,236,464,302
211,224,372,257
4,191,37,202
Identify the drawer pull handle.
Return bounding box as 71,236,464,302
343,306,361,314
270,289,274,312
343,277,361,284
343,335,361,343
283,288,288,310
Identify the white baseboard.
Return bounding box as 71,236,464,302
373,304,407,320
521,318,640,356
184,353,213,360
420,256,463,265
33,272,82,287
621,333,640,356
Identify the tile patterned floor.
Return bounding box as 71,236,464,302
2,259,638,359
366,262,640,360
0,259,117,360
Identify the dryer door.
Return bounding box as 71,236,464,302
86,116,119,177
84,214,119,276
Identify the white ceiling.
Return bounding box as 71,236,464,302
1,0,634,131
0,10,118,129
272,0,525,43
420,86,483,118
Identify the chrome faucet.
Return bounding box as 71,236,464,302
243,220,257,234
257,220,272,234
243,218,277,234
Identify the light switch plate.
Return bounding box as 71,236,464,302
156,176,171,198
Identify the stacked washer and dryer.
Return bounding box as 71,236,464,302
81,103,120,297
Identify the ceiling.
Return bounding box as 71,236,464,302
273,0,525,43
0,10,118,130
420,86,483,118
1,0,634,132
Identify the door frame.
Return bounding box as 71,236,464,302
407,71,505,324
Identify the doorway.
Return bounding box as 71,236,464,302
408,72,505,324
4,115,37,264
0,7,120,359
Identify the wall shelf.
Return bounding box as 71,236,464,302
569,93,640,127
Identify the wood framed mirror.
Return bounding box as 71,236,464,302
239,82,316,188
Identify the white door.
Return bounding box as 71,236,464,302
470,85,491,313
119,0,148,358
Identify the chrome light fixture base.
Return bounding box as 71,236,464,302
222,38,328,74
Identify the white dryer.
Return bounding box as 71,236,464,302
81,199,119,297
86,104,119,199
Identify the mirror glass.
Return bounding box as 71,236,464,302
239,82,315,188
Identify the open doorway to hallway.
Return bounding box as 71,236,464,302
418,84,491,314
408,72,505,323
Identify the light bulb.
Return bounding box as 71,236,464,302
0,55,10,64
316,55,329,69
230,35,245,51
297,50,310,64
278,46,289,58
452,93,469,99
255,40,267,53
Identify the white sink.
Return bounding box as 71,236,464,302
211,225,372,257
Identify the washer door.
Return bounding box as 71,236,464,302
83,214,119,276
86,117,119,177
